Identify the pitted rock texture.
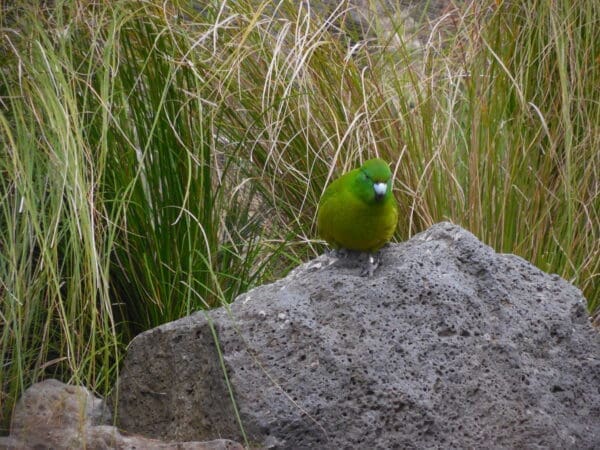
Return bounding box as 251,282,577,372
115,222,600,449
0,379,243,450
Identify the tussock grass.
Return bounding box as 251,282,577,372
1,0,598,432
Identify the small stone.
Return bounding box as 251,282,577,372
4,379,243,450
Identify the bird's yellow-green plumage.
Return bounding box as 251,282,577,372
317,158,398,252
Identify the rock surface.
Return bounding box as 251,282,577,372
0,379,243,450
116,222,600,449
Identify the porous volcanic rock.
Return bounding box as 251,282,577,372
115,222,600,449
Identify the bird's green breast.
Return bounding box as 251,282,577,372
317,166,398,252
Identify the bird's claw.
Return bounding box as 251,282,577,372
329,248,349,259
361,253,380,277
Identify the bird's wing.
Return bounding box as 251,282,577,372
319,169,358,205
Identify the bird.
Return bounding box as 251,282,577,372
317,158,398,276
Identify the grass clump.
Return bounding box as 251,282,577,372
0,0,598,433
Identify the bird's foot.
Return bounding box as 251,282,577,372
329,248,349,259
360,252,380,277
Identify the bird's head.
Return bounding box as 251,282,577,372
357,158,393,203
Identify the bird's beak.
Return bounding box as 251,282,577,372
373,182,387,201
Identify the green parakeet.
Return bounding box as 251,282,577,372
317,158,398,274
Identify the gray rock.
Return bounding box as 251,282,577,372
1,379,243,450
116,222,600,449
